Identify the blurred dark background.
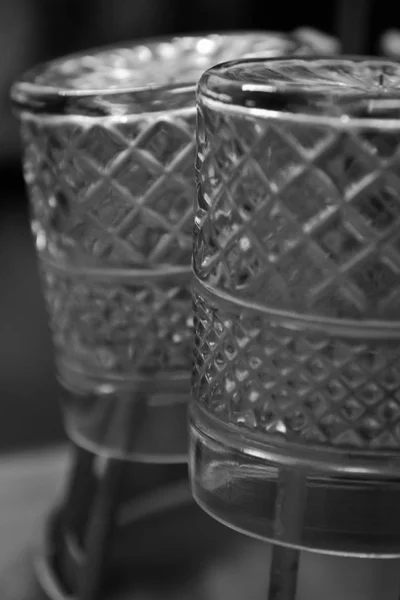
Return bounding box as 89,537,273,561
0,0,398,452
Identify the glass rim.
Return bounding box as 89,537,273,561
11,31,313,116
197,55,400,128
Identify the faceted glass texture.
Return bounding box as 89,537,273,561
193,57,400,452
13,33,321,458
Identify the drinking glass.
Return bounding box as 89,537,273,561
191,56,400,593
11,32,324,462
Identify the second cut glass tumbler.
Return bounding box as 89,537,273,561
12,32,323,461
192,56,400,556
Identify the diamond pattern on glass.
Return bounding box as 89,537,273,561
23,115,195,268
22,109,196,379
193,287,400,449
194,102,400,319
193,86,400,452
43,268,193,377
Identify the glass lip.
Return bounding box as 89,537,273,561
11,31,311,116
197,55,400,127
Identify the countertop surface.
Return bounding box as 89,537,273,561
0,447,67,599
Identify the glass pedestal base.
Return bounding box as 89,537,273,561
190,407,400,557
